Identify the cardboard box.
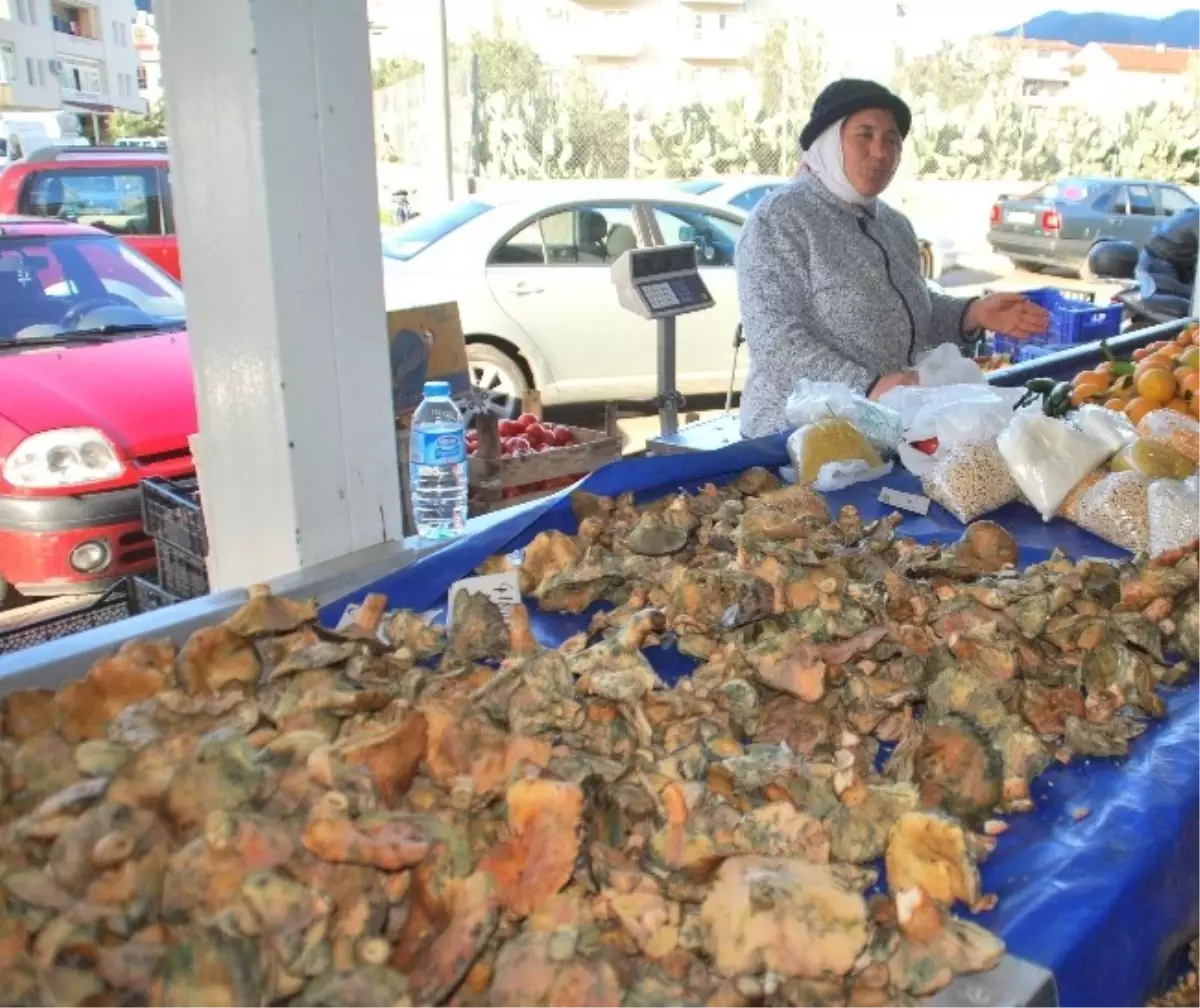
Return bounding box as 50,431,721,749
387,302,471,418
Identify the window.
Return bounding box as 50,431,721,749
0,43,16,85
729,185,779,211
1029,178,1091,203
653,205,743,266
1127,184,1156,216
21,168,164,236
25,0,33,23
381,200,493,261
14,0,24,24
136,63,147,90
1159,187,1195,217
24,55,32,85
490,205,638,266
59,57,103,96
36,58,43,86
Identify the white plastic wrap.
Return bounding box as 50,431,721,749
996,413,1110,522
916,343,986,387
1148,477,1200,558
812,459,894,492
1070,404,1137,458
785,380,903,454
921,442,1020,524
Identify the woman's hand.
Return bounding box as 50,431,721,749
966,293,1050,339
869,371,917,400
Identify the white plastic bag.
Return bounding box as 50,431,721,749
996,413,1110,522
785,380,902,454
1073,471,1151,554
1070,404,1136,458
787,419,883,486
916,343,985,387
921,441,1020,523
812,459,894,492
1148,477,1200,558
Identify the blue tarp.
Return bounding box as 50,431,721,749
321,434,1199,1008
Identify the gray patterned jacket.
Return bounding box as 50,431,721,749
736,173,975,439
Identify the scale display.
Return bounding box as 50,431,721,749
611,243,714,320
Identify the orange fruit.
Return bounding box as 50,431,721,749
1148,340,1171,353
1168,398,1192,415
1072,369,1108,389
1132,347,1152,362
1103,398,1126,412
1180,347,1199,369
1071,383,1107,407
1125,397,1157,425
1181,371,1200,396
1174,365,1195,385
1137,367,1177,405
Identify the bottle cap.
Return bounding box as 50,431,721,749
423,381,451,397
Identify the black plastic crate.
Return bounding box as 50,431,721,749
128,574,181,614
140,476,207,557
156,539,209,599
0,583,132,655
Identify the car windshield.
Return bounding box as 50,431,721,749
1028,179,1093,203
0,233,185,343
676,180,721,195
381,200,494,261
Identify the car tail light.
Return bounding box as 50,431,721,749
990,203,1002,226
1040,208,1062,232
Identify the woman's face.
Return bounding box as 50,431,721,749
840,108,902,198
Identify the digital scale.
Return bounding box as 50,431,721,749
611,243,716,439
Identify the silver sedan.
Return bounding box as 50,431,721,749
382,184,747,417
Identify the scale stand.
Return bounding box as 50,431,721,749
610,242,715,441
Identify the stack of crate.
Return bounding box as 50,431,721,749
131,476,210,612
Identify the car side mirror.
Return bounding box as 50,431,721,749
1086,239,1138,281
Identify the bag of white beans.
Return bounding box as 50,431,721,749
1148,476,1200,559
921,440,1020,524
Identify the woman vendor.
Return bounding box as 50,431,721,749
736,78,1050,439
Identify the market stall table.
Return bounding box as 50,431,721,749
1,435,1194,1007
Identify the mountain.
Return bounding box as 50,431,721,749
998,9,1199,49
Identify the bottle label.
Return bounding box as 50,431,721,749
411,428,465,466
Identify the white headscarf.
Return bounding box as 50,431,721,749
802,117,874,210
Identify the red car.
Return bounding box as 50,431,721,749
0,146,180,281
0,216,193,603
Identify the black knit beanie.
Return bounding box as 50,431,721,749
799,79,912,151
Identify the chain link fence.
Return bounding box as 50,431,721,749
371,10,1199,192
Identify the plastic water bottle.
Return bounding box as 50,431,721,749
409,381,468,539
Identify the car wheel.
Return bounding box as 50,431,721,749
1078,258,1098,284
462,343,528,425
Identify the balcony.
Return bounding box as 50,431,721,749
51,1,99,40
568,23,644,59
678,29,751,62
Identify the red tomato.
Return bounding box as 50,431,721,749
551,425,574,447
498,419,522,438
524,423,547,447
911,437,939,456
517,412,540,431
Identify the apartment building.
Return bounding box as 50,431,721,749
369,0,902,108
0,0,143,137
131,7,158,105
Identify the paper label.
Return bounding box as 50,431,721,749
878,487,931,516
334,603,391,643
447,572,521,625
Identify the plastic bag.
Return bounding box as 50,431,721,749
996,413,1110,522
785,380,902,454
1071,404,1136,457
916,343,985,387
788,418,883,486
1148,477,1200,558
812,459,893,492
1072,471,1151,554
921,441,1020,523
1109,438,1197,480
1137,409,1199,465
1057,471,1104,523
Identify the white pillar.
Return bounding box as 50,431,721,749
425,0,455,205
157,0,403,591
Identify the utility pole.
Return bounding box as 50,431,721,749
426,0,454,205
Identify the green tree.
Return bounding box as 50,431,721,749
108,99,167,139
371,56,423,91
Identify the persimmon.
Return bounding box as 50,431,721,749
1137,368,1177,405
1124,397,1157,425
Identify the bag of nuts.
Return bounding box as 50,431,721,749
1072,471,1151,554
921,440,1020,524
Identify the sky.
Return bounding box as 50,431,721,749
903,0,1195,40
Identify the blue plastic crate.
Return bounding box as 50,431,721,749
991,287,1122,357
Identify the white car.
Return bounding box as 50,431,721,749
382,183,747,417
680,175,954,280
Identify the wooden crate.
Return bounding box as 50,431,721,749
469,406,622,514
